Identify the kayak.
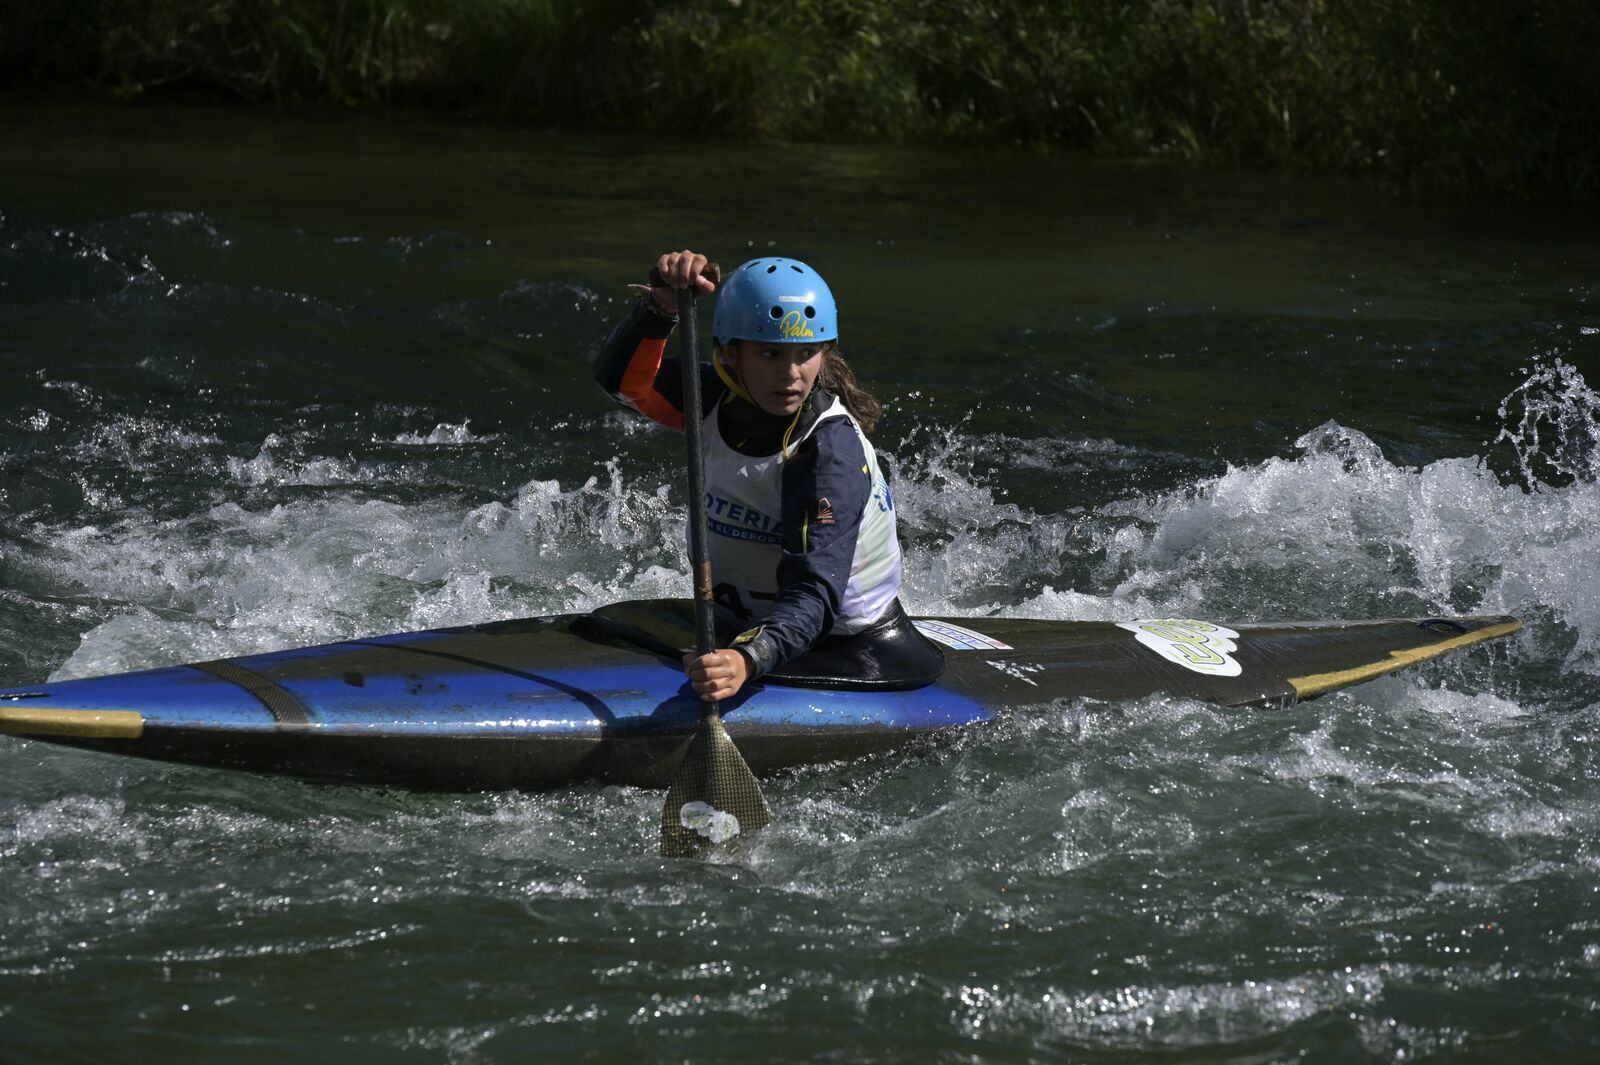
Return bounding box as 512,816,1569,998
0,601,1520,789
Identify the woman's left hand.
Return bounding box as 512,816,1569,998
682,648,752,702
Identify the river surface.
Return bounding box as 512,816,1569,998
2,104,1598,1063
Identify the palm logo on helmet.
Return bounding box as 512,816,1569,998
712,258,838,348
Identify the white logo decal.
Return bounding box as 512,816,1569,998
913,620,1013,651
985,659,1042,686
1117,619,1242,677
679,801,741,843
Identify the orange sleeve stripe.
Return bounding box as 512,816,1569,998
617,336,684,431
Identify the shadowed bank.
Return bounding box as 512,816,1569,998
3,0,1598,201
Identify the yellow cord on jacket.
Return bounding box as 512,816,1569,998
714,349,805,460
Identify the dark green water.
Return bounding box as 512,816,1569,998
2,104,1598,1063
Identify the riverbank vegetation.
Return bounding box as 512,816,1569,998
4,1,1596,201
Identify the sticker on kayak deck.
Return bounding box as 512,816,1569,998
1117,619,1242,677
913,620,1013,651
986,659,1042,686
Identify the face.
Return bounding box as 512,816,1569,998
729,340,826,417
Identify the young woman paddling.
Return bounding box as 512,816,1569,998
593,250,936,702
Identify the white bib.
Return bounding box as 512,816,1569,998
701,396,902,635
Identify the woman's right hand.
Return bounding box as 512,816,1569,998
647,250,718,315
654,250,718,292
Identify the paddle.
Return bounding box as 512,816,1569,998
659,281,772,858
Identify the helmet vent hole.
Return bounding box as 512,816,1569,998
791,265,803,273
804,305,815,318
769,305,782,319
766,265,778,273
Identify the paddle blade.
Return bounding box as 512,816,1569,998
660,714,771,858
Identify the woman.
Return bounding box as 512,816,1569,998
594,250,930,702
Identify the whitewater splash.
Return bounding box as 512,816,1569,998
1491,358,1600,490
6,127,1599,1064
5,360,1595,693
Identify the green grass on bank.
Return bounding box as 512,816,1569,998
4,1,1597,202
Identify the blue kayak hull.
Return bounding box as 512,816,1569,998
0,604,1521,788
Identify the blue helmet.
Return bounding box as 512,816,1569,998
712,258,837,347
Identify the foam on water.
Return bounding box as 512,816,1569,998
30,457,690,678
11,124,1600,1061
4,289,1599,1056
902,364,1600,690
391,421,499,446
3,355,1589,698
6,199,1590,694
